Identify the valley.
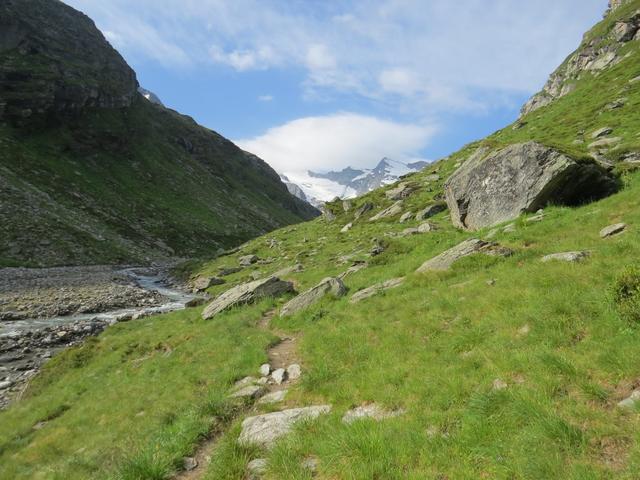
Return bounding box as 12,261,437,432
2,0,640,479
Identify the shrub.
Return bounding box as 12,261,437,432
611,266,640,324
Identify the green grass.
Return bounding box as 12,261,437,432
0,301,278,479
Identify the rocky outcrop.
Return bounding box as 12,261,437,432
280,277,346,317
416,239,511,273
600,223,627,238
202,277,294,319
0,0,138,124
444,143,617,230
238,405,332,447
521,4,640,116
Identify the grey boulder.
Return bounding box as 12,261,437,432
202,277,294,319
192,275,225,292
369,201,403,221
541,251,589,263
444,142,617,230
415,203,447,221
600,223,627,238
280,277,346,317
238,405,332,447
239,255,259,266
350,278,405,304
416,239,511,273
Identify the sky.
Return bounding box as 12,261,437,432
64,0,606,175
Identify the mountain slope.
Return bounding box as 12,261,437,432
3,1,640,479
0,0,317,267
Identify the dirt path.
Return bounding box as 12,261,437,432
174,308,303,479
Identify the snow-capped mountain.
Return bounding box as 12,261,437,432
282,158,429,206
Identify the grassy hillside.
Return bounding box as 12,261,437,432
2,1,640,479
0,96,318,267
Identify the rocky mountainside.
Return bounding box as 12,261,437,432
285,158,428,206
137,87,163,106
0,0,317,267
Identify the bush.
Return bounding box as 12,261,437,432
611,266,640,324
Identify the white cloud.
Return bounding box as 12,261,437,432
305,44,337,71
379,68,420,95
236,113,437,174
258,94,274,102
209,45,279,71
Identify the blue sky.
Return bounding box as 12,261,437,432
64,0,605,174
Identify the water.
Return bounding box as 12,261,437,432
0,268,200,336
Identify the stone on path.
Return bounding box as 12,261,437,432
541,251,589,263
271,368,286,385
416,239,510,273
258,390,288,405
259,364,271,377
238,405,332,447
350,278,405,304
600,222,627,238
280,277,346,317
342,404,405,424
183,457,198,471
202,277,294,319
230,384,267,400
287,364,302,381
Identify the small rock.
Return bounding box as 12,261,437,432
271,368,287,384
301,456,319,472
600,222,627,238
354,202,374,220
239,255,259,267
260,363,271,377
342,200,352,212
280,277,346,317
238,406,332,447
588,137,622,150
233,376,258,389
486,279,496,286
517,324,530,336
417,239,509,273
399,211,414,223
369,201,404,221
185,297,206,308
258,390,287,405
591,127,613,139
0,380,13,389
386,182,416,200
541,251,589,263
287,364,302,380
183,457,198,471
247,458,268,478
618,390,640,409
417,222,437,233
342,404,404,423
257,377,269,385
340,222,353,233
415,203,447,221
230,385,266,400
192,275,225,292
350,278,405,304
492,379,508,391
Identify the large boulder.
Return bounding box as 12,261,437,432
238,406,332,447
280,277,346,317
202,277,294,319
444,142,618,230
